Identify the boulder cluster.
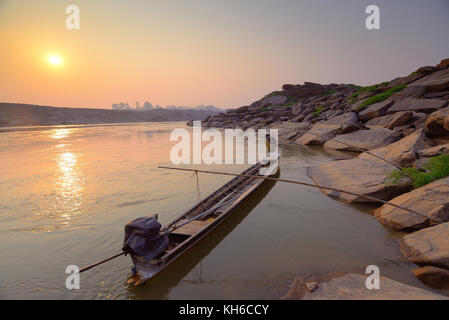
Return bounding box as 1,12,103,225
189,58,449,290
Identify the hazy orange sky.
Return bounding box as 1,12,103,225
1,0,448,109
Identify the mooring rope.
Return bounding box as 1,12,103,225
158,165,438,224
194,170,201,203
278,125,405,171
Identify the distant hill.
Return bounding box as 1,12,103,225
0,103,222,127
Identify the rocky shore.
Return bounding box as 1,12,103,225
189,58,449,298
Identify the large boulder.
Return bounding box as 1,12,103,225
412,266,449,286
358,99,395,121
358,129,432,166
374,177,449,231
409,67,449,93
418,143,449,157
436,58,449,70
296,112,359,146
258,95,288,108
306,158,411,203
282,273,447,300
387,98,448,114
365,111,414,130
398,222,449,269
426,107,449,136
323,128,400,152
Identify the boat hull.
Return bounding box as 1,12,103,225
128,154,279,285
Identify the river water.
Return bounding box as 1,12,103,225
0,122,447,299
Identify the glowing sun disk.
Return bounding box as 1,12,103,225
48,54,63,66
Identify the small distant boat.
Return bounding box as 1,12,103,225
125,153,279,285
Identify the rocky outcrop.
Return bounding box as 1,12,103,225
418,144,449,157
296,112,359,146
398,222,449,269
258,95,288,108
323,128,400,152
358,129,432,166
409,67,449,93
374,177,449,231
282,273,447,300
306,158,411,203
426,107,449,136
412,266,449,286
358,99,394,121
387,98,448,114
365,111,414,130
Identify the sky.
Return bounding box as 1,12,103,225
0,0,448,109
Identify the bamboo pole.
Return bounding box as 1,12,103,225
79,252,125,273
158,165,437,223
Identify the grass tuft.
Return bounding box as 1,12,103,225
387,154,449,189
312,106,325,116
355,85,406,111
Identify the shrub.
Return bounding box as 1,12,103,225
387,154,449,188
312,106,325,116
355,84,406,111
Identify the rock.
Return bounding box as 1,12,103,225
283,273,447,300
292,103,304,116
358,129,432,166
426,107,449,136
305,282,318,292
418,144,449,157
323,128,400,152
417,66,437,74
392,85,427,99
409,67,449,93
306,158,411,203
259,95,288,108
422,91,449,99
436,58,449,70
279,116,290,121
358,99,395,121
386,111,416,130
374,177,449,231
412,266,449,286
398,222,449,269
387,98,448,114
296,112,359,146
365,111,414,130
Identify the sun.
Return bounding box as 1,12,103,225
47,54,63,67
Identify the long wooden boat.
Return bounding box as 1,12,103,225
127,153,280,285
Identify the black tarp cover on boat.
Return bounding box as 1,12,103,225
122,215,168,261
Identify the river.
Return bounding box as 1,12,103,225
0,122,447,299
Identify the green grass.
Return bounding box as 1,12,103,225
355,84,406,111
387,154,449,189
350,81,390,99
312,106,325,116
348,82,390,104
281,101,298,107
408,71,419,77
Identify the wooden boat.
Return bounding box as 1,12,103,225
127,153,280,285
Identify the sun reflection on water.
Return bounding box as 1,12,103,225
48,128,86,230
51,128,73,139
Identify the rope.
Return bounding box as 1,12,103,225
158,166,438,224
279,126,407,172
194,170,201,203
